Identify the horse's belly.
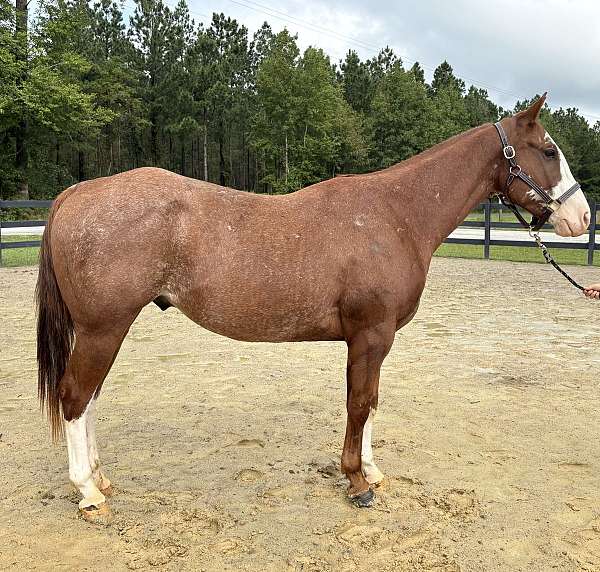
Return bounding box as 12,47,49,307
175,292,343,343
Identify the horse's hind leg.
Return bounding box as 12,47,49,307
60,322,131,522
86,326,130,497
86,399,112,495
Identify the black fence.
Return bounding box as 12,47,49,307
1,199,598,266
0,200,53,266
446,200,598,265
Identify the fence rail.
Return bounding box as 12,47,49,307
1,199,598,266
446,200,599,266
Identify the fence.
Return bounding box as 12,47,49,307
445,200,598,265
0,200,52,266
1,199,598,266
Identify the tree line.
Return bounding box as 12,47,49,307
1,0,599,200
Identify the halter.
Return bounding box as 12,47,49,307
493,121,581,232
493,121,585,291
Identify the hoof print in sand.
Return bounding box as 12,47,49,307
430,488,480,517
235,469,264,483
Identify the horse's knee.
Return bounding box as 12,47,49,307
347,399,373,423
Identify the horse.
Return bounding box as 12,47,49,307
36,94,590,523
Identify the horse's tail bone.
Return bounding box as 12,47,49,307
36,193,74,442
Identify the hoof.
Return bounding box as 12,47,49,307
350,488,375,508
100,484,114,497
79,502,113,526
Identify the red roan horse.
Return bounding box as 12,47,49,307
36,95,590,522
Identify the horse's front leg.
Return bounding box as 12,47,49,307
341,326,394,507
361,408,385,486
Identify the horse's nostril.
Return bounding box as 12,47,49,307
584,211,591,226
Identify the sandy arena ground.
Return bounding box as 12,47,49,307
1,257,600,571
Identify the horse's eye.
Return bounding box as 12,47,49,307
544,148,557,158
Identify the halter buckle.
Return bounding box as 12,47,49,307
503,145,515,159
509,165,521,176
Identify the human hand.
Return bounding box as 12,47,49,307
583,283,600,299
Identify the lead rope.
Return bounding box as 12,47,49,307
528,229,585,291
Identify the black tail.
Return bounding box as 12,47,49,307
36,199,74,442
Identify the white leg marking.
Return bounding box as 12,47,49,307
361,409,385,485
86,399,111,491
65,401,106,509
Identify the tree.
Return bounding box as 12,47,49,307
295,47,366,184
463,86,499,127
0,0,20,197
162,0,196,175
14,0,28,197
252,35,366,192
409,61,425,84
129,0,173,166
187,26,217,181
252,29,299,192
369,66,435,167
87,0,143,176
430,60,465,96
0,0,113,198
369,46,399,79
338,50,374,114
585,123,600,200
429,61,469,140
543,107,600,200
205,13,252,187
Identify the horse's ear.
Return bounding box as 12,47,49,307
516,93,547,126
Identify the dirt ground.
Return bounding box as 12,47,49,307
1,257,600,572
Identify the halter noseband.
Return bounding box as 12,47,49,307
493,121,581,231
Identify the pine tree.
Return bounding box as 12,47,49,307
430,60,465,95
206,13,251,187
463,86,499,126
338,50,374,114
409,61,425,84
369,65,435,167
129,0,173,166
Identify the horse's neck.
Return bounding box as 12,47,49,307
378,124,499,260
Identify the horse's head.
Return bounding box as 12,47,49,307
495,94,590,237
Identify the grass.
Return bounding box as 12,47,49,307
0,234,41,267
435,243,600,266
465,211,519,224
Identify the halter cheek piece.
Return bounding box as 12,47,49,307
493,122,581,232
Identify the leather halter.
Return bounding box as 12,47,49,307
493,122,581,231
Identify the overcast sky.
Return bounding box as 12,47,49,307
189,0,600,124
